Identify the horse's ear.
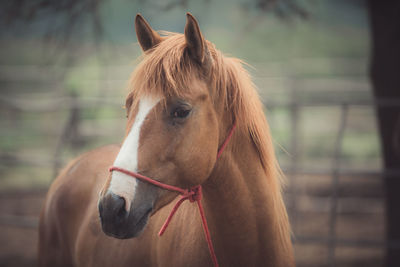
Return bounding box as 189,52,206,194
135,14,162,52
184,13,209,65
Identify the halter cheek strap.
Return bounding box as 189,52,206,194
109,123,237,267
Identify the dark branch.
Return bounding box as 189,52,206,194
256,0,310,20
1,0,104,46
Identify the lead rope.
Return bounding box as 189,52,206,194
109,123,237,267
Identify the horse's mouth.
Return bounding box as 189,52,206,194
100,206,153,239
128,207,153,238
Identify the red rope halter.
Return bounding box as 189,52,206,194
109,123,236,267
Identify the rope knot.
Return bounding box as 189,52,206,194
186,185,202,202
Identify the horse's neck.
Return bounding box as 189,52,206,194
202,129,294,267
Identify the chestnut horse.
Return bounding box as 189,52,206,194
38,13,294,267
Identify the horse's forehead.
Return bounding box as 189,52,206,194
126,95,161,132
133,70,209,101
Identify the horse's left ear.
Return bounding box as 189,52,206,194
184,13,210,66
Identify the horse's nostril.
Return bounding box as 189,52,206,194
99,192,128,223
110,193,127,218
98,200,104,215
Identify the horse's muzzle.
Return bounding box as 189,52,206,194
98,192,153,239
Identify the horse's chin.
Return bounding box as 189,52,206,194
100,206,152,240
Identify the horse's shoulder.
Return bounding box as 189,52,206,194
39,145,120,265
44,144,120,218
59,144,119,180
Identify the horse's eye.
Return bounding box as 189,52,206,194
172,107,191,119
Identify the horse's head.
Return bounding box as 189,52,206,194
98,13,228,239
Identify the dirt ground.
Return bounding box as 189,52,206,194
0,174,385,267
289,174,385,267
0,191,44,267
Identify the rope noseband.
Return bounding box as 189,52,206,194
109,123,236,267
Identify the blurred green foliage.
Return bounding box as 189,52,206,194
0,0,379,191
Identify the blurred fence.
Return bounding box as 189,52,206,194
281,100,384,267
0,60,389,266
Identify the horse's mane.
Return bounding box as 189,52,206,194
127,31,283,190
127,32,290,248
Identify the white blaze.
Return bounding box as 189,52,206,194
109,95,160,211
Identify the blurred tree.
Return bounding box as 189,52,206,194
255,0,308,19
0,0,103,45
368,1,400,266
0,0,309,42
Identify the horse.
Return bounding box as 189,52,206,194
38,13,295,267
